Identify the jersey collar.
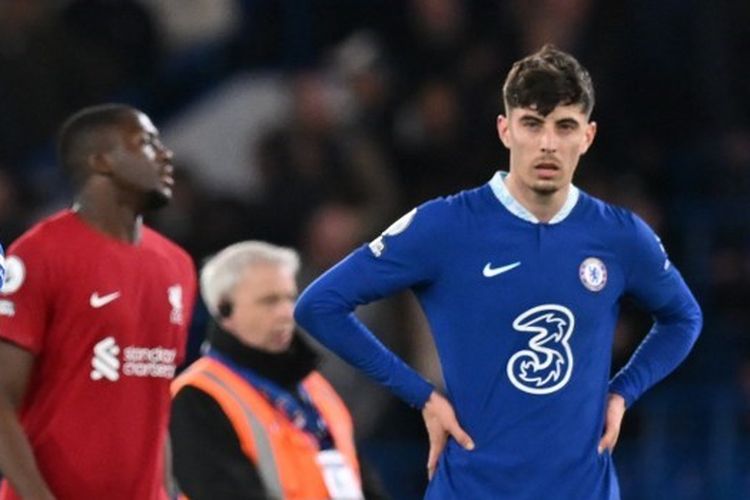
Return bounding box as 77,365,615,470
489,171,579,224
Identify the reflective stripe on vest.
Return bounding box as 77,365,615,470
200,370,285,498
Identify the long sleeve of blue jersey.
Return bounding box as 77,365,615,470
295,206,442,409
608,214,702,407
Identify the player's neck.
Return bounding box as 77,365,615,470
504,176,570,223
73,185,143,243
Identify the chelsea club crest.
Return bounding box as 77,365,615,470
579,257,607,292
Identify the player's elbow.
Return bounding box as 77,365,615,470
673,292,703,352
293,287,317,330
657,290,703,350
294,282,339,329
687,298,703,343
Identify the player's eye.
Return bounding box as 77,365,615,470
141,134,159,147
557,122,578,132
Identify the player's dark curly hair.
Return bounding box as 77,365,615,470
503,44,594,117
57,103,135,187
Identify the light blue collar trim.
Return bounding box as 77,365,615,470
488,171,579,224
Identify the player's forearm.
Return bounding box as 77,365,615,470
295,282,433,408
0,407,55,500
609,290,702,406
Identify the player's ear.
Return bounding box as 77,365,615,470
87,151,114,176
86,127,121,176
497,114,511,149
579,121,597,155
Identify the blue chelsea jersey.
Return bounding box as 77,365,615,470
295,172,702,499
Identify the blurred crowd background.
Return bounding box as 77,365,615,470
1,0,748,498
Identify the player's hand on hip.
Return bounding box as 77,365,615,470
421,391,474,480
598,393,626,454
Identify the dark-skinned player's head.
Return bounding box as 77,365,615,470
503,44,595,118
57,104,175,210
57,104,135,188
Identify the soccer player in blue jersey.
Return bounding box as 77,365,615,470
294,45,702,499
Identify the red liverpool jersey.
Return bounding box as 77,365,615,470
0,210,196,500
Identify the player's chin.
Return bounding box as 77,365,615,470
531,181,562,195
144,188,172,210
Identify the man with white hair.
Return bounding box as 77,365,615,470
170,241,371,499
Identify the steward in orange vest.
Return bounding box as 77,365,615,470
171,325,365,500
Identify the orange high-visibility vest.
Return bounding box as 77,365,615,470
172,357,361,500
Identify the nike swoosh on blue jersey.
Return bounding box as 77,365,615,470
482,261,521,277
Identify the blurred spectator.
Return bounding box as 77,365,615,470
508,0,594,54
331,31,397,156
394,78,483,204
161,74,289,199
62,0,162,87
254,70,398,247
0,0,119,165
146,166,254,263
395,0,469,83
140,0,240,56
0,169,30,244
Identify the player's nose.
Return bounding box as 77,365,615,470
539,128,558,153
155,139,174,162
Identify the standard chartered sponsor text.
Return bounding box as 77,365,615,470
122,346,176,378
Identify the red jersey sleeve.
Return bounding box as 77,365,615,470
0,236,53,354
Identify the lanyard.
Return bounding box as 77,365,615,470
207,349,333,449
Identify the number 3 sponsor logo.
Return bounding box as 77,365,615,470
506,304,575,395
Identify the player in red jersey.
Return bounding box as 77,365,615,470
0,104,197,500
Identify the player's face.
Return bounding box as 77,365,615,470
223,263,298,354
497,104,596,196
108,111,175,210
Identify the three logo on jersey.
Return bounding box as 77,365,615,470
507,305,575,394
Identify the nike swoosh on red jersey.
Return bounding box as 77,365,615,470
90,291,121,308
